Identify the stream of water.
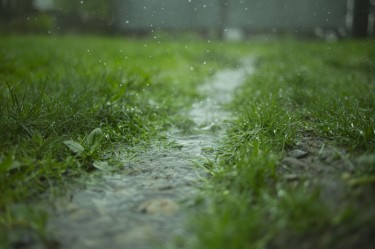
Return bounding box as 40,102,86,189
47,58,254,249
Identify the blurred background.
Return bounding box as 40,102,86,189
0,0,374,39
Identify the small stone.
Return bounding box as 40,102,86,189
282,157,308,169
288,149,308,159
137,198,179,215
158,185,173,191
284,174,299,181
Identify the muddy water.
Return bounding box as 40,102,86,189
47,59,254,249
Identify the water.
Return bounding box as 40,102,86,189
47,58,254,249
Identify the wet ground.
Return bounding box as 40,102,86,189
46,59,255,249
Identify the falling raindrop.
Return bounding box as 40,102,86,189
80,1,84,4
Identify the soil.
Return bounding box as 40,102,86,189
278,134,375,249
44,59,255,249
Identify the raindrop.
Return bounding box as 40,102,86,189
203,61,207,65
203,4,207,8
80,1,84,4
87,49,90,53
190,66,194,71
188,0,191,3
125,20,130,24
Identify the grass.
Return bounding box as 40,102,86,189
1,36,374,249
0,35,242,247
182,40,375,249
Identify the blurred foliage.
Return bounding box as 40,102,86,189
0,14,55,34
53,0,111,20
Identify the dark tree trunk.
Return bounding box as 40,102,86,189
352,0,370,37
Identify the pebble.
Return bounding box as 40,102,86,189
137,198,179,215
287,149,308,159
284,174,299,181
282,157,308,169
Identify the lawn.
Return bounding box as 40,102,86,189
0,35,242,247
0,36,374,249
184,40,375,249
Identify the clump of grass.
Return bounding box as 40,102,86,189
184,40,375,249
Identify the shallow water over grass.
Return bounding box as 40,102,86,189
46,59,255,249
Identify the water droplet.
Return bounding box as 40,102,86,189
80,1,84,4
125,20,130,24
203,61,207,65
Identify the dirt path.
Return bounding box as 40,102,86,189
46,59,254,249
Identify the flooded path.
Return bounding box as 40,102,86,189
47,59,254,249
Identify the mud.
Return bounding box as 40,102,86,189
46,59,255,249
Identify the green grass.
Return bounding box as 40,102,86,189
1,36,374,249
183,40,375,249
0,35,243,247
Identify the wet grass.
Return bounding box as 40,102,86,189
184,40,375,249
0,35,241,247
1,36,374,249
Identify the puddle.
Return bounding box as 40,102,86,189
47,58,255,249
